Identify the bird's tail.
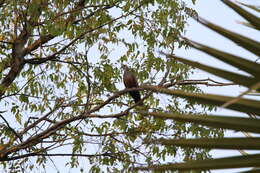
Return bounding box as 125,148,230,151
129,91,143,105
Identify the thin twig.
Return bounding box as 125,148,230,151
0,152,116,161
0,114,22,142
25,2,142,65
221,82,260,108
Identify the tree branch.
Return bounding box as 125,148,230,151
0,77,231,160
23,34,55,55
0,71,44,100
164,78,236,87
0,114,22,142
24,2,143,65
0,151,117,161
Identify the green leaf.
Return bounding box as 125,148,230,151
15,113,21,124
150,137,260,150
141,111,260,133
19,94,29,103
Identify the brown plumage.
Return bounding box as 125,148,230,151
123,65,141,103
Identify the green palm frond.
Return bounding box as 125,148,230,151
222,0,260,29
183,39,260,77
196,17,260,57
237,2,260,13
163,54,259,90
135,154,260,171
140,111,260,133
147,137,260,150
143,85,260,114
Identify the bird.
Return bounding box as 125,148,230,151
122,65,142,104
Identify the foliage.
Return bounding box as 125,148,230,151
0,0,227,172
135,0,260,172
